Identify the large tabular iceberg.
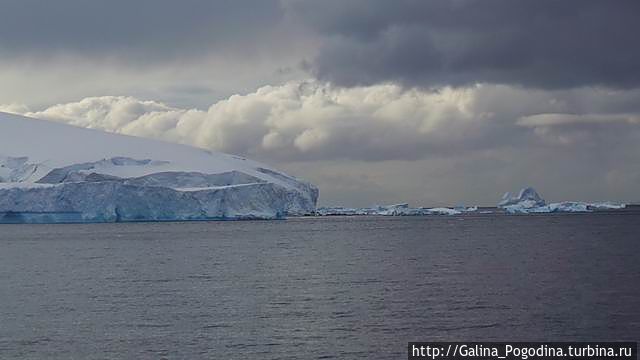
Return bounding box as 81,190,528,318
0,112,318,223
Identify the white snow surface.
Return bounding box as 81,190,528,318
498,187,626,214
0,112,318,222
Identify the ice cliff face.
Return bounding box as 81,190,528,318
0,112,318,223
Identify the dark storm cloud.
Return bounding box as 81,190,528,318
5,0,638,90
289,0,640,89
0,0,283,59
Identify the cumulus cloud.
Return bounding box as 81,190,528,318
19,82,492,161
0,103,30,114
27,96,177,132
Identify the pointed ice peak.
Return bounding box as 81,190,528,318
517,187,545,204
498,187,546,208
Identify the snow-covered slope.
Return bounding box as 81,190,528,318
0,112,318,223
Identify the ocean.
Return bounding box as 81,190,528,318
1,212,639,359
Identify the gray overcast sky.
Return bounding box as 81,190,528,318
1,0,639,206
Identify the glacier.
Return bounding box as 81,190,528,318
0,112,318,223
498,187,626,214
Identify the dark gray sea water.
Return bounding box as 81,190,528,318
1,212,639,359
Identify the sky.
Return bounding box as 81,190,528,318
1,0,639,206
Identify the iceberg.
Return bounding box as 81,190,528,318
315,204,477,216
0,112,318,223
587,202,627,210
498,187,546,210
498,187,626,214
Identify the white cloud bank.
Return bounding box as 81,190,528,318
14,81,484,161
6,81,636,162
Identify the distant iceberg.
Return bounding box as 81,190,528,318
499,187,546,209
498,187,626,214
315,203,478,216
0,112,318,223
